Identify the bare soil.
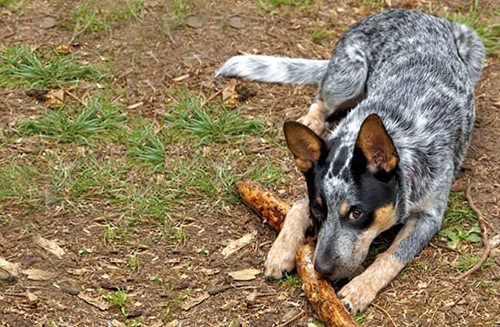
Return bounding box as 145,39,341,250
0,0,498,326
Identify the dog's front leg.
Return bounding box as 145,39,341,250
264,197,311,280
339,194,448,314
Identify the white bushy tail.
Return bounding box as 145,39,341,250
216,55,328,85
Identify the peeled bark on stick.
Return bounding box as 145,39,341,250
235,179,357,327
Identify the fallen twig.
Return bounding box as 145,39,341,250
372,303,397,327
200,89,222,107
458,183,492,279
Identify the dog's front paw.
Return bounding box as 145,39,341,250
297,114,327,135
338,276,377,315
264,239,296,280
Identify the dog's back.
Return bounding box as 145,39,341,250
321,10,484,216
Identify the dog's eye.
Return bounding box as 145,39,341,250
311,203,323,219
348,209,364,221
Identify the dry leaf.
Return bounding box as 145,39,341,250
22,268,54,281
0,257,20,280
221,231,256,258
228,268,260,281
34,235,65,259
45,89,64,108
222,79,237,103
55,44,72,55
77,292,110,311
181,292,210,310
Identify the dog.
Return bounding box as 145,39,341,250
217,9,484,314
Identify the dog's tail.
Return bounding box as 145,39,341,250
216,55,329,85
453,23,485,86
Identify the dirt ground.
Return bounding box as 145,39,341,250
0,0,499,326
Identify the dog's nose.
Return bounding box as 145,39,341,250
314,258,335,277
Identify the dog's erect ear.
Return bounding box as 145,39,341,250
355,114,398,173
284,121,324,173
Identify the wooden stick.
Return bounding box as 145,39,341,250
235,179,357,327
458,183,492,279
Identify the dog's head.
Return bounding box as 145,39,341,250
284,114,399,280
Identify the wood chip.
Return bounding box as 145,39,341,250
39,15,58,29
185,15,201,28
0,257,20,280
127,101,144,110
34,235,65,259
21,268,53,281
77,292,110,311
229,16,245,29
66,268,86,276
228,268,260,281
221,231,257,258
246,290,257,302
181,292,210,310
173,74,190,82
166,320,178,327
26,290,38,302
111,319,125,327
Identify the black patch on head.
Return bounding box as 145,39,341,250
329,146,349,176
347,147,398,229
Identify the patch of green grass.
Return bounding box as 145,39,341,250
169,0,192,25
103,223,118,245
365,242,390,265
127,249,141,271
0,0,27,12
64,0,146,41
0,45,103,89
16,96,126,145
311,28,332,44
355,311,368,324
456,253,492,273
443,192,476,226
311,319,326,327
357,0,385,9
165,92,267,145
102,288,128,317
0,162,44,207
278,272,302,291
243,161,285,186
127,122,165,171
438,224,481,249
256,0,315,11
447,0,500,55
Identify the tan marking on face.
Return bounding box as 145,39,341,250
353,203,397,260
339,202,349,216
372,203,397,232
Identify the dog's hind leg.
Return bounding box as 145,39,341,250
298,35,369,135
338,184,451,314
264,197,311,280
